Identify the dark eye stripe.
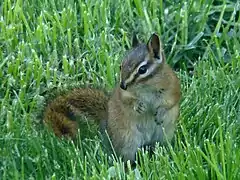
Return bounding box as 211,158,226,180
127,72,139,87
137,63,160,83
127,63,153,86
122,60,147,83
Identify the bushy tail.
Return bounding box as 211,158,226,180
43,88,109,138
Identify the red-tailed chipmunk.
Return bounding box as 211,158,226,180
43,33,181,163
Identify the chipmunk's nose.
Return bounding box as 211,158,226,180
120,81,127,90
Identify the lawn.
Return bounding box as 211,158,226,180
0,0,240,179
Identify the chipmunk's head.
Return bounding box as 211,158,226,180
119,33,165,91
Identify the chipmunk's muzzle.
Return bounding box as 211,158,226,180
120,81,127,90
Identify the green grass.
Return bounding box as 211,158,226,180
0,0,240,179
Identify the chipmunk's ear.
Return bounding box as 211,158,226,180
147,33,162,62
132,33,139,48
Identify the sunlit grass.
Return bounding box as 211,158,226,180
0,0,239,179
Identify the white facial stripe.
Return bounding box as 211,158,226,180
125,59,148,84
125,70,136,84
124,56,161,85
156,57,162,64
148,63,159,74
156,53,163,64
136,59,148,69
137,63,158,79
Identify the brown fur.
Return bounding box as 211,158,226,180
43,33,181,163
107,63,180,162
43,88,109,138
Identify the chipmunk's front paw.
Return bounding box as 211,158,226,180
134,101,147,114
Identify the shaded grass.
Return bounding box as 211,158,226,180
0,0,240,179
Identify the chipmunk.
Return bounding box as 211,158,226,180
43,33,181,163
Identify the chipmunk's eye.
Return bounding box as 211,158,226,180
119,65,122,70
138,65,148,74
